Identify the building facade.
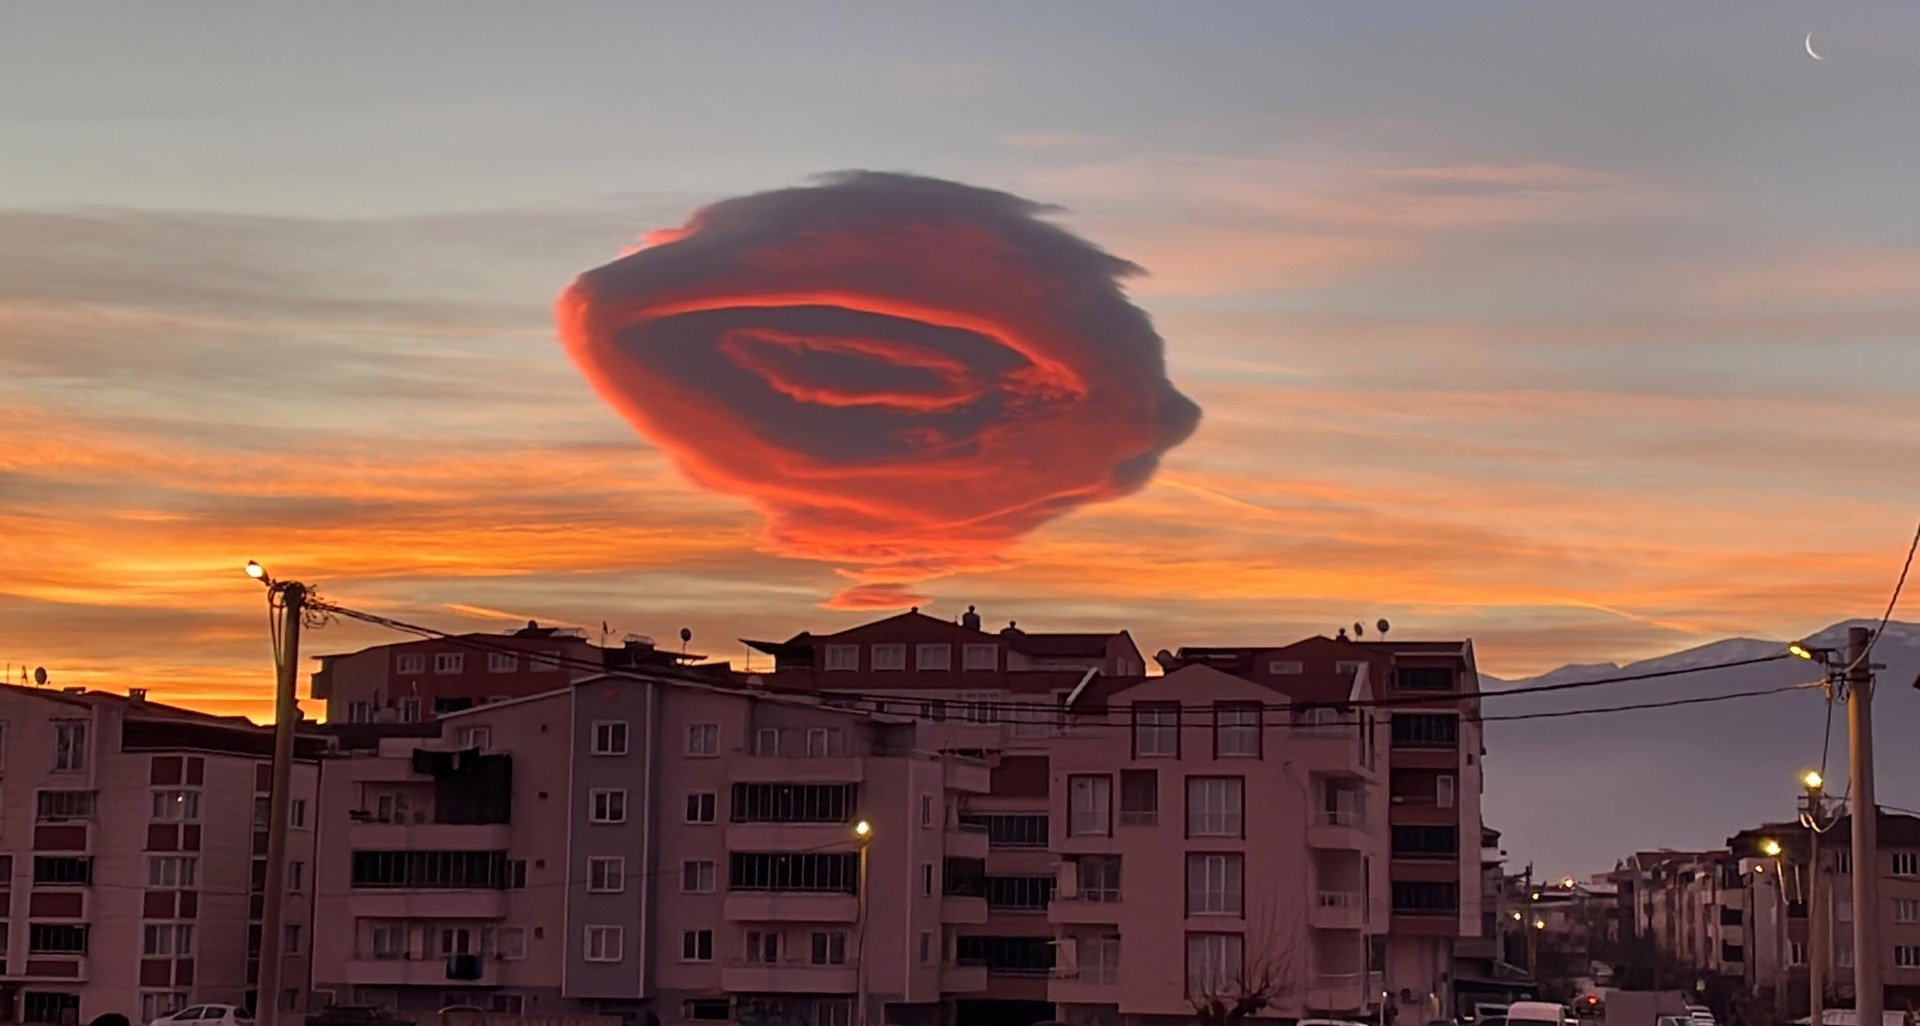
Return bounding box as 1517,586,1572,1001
0,685,322,1024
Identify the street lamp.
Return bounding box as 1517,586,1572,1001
243,561,310,1026
1761,838,1783,858
1803,770,1824,793
854,820,874,1026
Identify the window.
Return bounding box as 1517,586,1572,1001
284,924,302,955
396,654,426,675
921,698,948,722
754,727,780,755
919,932,933,966
1068,775,1112,837
1077,855,1122,902
686,1001,732,1022
942,856,991,897
1186,854,1244,915
592,721,628,756
495,927,526,960
962,694,997,724
916,644,951,671
590,789,627,824
1267,660,1303,675
288,860,305,891
142,994,187,1024
588,856,625,893
1437,774,1457,809
150,789,201,821
585,925,623,963
53,721,86,771
530,651,560,672
142,924,194,956
374,793,411,824
686,723,719,757
1187,777,1245,838
1391,880,1460,914
1392,825,1459,859
825,644,859,671
349,701,370,723
28,923,88,954
434,653,465,674
957,812,1050,848
400,697,421,722
921,862,935,897
1336,659,1366,677
805,727,842,757
811,930,849,965
964,644,998,670
686,792,717,823
682,859,717,893
487,652,518,673
1896,851,1920,877
147,855,198,888
290,798,308,828
746,930,780,964
728,852,861,893
871,643,907,671
1835,850,1853,874
1789,941,1807,965
1119,770,1158,826
1897,946,1920,969
1213,703,1260,757
1133,703,1179,757
1081,933,1122,984
1836,900,1853,923
454,725,491,750
680,929,713,962
1186,933,1243,996
1391,713,1459,749
1897,899,1920,923
34,856,91,885
370,924,405,960
1393,666,1456,692
984,875,1055,912
36,790,94,820
1837,937,1855,967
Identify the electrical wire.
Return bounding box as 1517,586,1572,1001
1850,514,1920,672
311,598,1799,719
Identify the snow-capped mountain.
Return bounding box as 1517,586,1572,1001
1480,620,1920,880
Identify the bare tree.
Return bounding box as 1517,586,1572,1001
1189,902,1308,1026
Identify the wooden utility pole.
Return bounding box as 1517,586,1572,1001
1847,626,1881,1026
254,570,306,1026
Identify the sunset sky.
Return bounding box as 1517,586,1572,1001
3,3,1918,719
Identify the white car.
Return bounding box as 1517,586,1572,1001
149,1005,254,1026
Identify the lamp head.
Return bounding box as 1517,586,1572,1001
245,560,268,582
1761,838,1783,858
854,820,872,839
1802,770,1824,792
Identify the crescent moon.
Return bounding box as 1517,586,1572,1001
1806,33,1824,60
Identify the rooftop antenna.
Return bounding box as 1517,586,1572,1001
679,627,692,655
33,666,48,688
1376,618,1392,637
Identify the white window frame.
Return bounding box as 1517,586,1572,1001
1897,945,1920,969
150,789,201,822
1437,774,1457,808
1083,933,1122,983
810,930,849,966
1897,898,1920,924
686,723,719,757
592,720,629,756
288,860,305,892
1186,853,1245,916
142,923,194,956
1187,777,1245,838
1896,851,1920,877
682,859,716,894
916,643,952,671
1213,705,1260,757
284,923,302,955
921,794,935,829
487,652,518,673
290,797,308,828
454,725,492,750
147,855,198,888
755,727,780,755
433,652,465,675
807,727,842,757
585,925,623,963
685,791,717,824
396,654,426,675
1133,705,1179,757
824,644,859,671
1068,774,1112,837
495,926,527,961
921,862,935,897
370,924,405,960
590,788,628,824
963,643,998,671
681,929,713,963
1187,933,1243,996
588,855,625,893
871,643,907,671
53,721,86,772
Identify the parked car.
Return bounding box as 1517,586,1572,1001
304,1007,415,1026
150,1006,253,1026
1658,1016,1697,1026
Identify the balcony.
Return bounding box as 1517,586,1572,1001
944,758,992,795
719,961,858,993
348,890,507,919
1306,971,1372,1014
1310,890,1363,930
344,957,500,987
941,962,989,993
1307,809,1369,851
727,756,867,785
349,822,512,850
1049,966,1119,1005
1048,894,1123,925
946,822,990,860
942,895,989,925
726,821,861,852
723,891,859,923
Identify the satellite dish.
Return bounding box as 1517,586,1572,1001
1353,622,1365,638
679,627,692,643
1376,618,1392,636
32,667,47,687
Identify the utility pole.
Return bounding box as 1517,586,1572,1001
1847,625,1881,1026
1809,822,1825,1026
248,562,307,1026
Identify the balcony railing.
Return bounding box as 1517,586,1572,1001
1058,966,1118,984
1315,808,1365,829
1315,890,1360,910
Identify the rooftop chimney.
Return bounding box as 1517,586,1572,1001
961,605,982,631
128,688,148,703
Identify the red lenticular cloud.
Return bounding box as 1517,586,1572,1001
557,172,1200,606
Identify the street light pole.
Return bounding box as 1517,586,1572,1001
1846,626,1881,1026
248,562,307,1026
854,820,873,1026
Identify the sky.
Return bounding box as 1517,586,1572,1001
3,2,1918,729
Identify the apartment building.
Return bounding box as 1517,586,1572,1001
309,669,992,1026
745,608,1137,1026
1163,635,1485,1024
0,684,323,1025
311,623,716,725
1043,662,1389,1026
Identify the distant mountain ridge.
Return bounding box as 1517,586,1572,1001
1479,619,1920,880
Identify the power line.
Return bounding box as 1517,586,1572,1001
310,599,1817,727
1852,515,1920,671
